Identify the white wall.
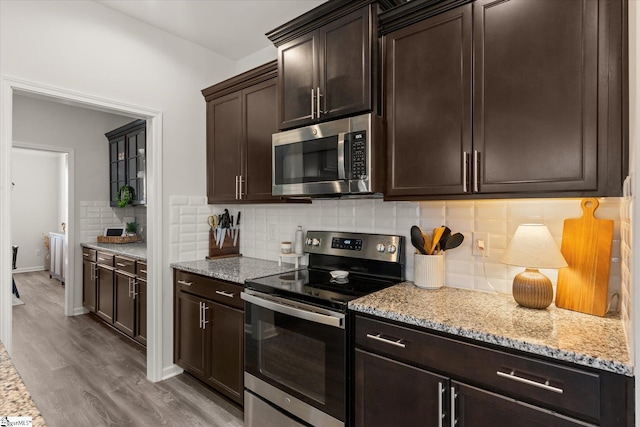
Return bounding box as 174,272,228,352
10,148,63,271
1,0,236,373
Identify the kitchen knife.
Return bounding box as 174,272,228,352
233,212,241,247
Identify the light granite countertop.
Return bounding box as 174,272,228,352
170,257,300,285
81,242,147,261
0,343,46,426
349,283,633,376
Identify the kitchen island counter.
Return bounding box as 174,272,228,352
171,257,300,285
349,283,632,376
0,342,45,425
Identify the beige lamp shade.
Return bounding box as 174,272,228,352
501,224,567,309
501,224,567,269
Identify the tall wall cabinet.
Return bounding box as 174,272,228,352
106,119,147,207
383,0,627,199
202,61,281,203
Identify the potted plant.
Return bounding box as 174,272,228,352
116,185,135,208
125,222,138,236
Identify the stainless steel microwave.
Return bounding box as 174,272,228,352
272,113,383,197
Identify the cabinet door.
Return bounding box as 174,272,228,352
207,92,243,203
175,291,206,378
135,277,147,345
473,0,598,194
205,300,244,405
126,127,146,205
114,271,136,337
453,381,587,427
243,78,280,202
320,5,372,121
385,5,472,198
96,266,114,323
355,348,448,427
82,260,96,312
109,137,126,206
278,31,318,129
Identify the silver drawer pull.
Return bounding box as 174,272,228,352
366,333,406,348
139,269,147,274
215,290,234,298
496,370,564,394
177,280,193,286
116,262,128,267
83,253,89,257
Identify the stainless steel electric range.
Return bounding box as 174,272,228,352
242,231,405,427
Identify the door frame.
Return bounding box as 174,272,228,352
0,76,165,382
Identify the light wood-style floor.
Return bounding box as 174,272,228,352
11,271,244,427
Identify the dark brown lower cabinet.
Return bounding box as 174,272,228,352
136,275,147,345
174,270,244,406
354,314,633,427
355,349,448,427
96,264,115,323
114,270,136,337
82,248,97,312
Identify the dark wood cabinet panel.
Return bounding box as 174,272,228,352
114,271,136,337
355,348,448,427
203,61,282,204
385,4,472,198
136,262,147,345
243,78,280,202
82,248,97,312
207,92,243,203
206,300,244,404
175,291,206,378
453,381,586,427
382,0,626,200
96,265,114,323
473,0,599,194
275,4,375,129
278,32,318,129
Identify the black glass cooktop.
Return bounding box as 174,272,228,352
245,268,400,312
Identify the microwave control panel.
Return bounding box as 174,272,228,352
348,131,367,179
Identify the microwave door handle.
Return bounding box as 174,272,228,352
337,132,346,180
241,291,344,329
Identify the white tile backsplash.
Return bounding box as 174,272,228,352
78,201,146,243
169,196,624,314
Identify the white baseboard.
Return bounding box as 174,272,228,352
73,306,89,316
162,364,183,381
13,266,45,274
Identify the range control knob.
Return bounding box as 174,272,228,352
305,238,313,246
376,243,386,253
312,238,321,247
387,245,397,254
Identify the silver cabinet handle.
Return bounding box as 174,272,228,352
117,262,127,267
462,152,469,193
496,370,564,394
311,88,315,119
128,278,132,297
238,175,244,200
177,280,193,286
202,304,209,329
139,269,147,274
215,290,234,299
198,301,203,329
317,87,322,118
83,253,89,257
235,175,239,200
473,150,480,193
365,333,406,348
450,387,457,427
438,382,444,427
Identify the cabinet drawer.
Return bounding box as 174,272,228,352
82,248,97,262
114,256,136,274
174,270,243,309
355,315,601,422
137,261,147,279
96,251,114,267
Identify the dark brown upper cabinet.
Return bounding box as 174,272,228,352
383,0,627,200
202,61,281,203
106,119,146,207
268,0,401,130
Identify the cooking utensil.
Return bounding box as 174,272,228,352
438,226,451,252
442,232,464,251
410,226,428,255
422,232,432,255
430,227,445,255
233,211,240,247
556,198,613,316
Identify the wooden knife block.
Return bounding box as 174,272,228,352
207,229,241,259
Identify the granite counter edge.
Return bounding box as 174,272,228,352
81,243,147,261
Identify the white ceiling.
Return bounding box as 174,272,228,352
94,0,326,61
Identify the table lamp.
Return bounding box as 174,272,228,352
501,224,568,309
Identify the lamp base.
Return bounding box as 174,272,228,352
512,268,553,309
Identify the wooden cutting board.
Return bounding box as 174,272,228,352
555,198,613,316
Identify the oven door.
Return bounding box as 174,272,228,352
242,290,346,427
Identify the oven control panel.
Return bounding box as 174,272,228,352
304,231,403,263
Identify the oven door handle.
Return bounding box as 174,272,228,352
337,132,346,180
241,291,345,329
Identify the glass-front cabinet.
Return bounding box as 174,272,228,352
106,119,146,207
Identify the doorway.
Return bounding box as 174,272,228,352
0,77,164,382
